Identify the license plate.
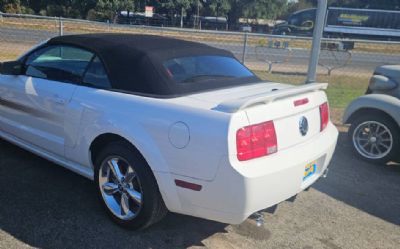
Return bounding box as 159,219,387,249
304,161,317,181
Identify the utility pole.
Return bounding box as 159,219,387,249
306,0,328,84
216,1,220,30
196,0,200,29
181,7,184,28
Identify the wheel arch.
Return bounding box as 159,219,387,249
343,94,400,128
88,132,168,173
88,132,182,214
345,108,399,130
89,133,138,168
86,128,169,173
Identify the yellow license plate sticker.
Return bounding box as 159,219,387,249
304,161,317,181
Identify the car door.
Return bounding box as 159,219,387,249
0,45,94,157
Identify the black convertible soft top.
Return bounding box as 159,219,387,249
47,33,259,97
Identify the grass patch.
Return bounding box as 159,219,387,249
254,71,370,109
0,53,22,61
322,76,368,108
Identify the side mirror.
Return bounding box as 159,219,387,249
0,61,23,75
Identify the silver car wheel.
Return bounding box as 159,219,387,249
99,156,143,220
352,121,393,160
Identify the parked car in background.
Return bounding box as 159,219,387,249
0,34,338,230
343,65,400,164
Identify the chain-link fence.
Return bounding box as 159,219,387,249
1,13,400,119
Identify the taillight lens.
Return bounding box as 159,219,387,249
294,98,309,107
319,102,329,131
236,121,278,161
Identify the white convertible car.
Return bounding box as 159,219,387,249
0,34,338,229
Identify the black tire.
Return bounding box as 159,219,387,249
348,114,400,164
94,141,167,230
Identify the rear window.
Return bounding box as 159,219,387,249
163,55,255,84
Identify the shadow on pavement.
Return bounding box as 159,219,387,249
1,131,400,248
0,139,227,248
314,131,400,225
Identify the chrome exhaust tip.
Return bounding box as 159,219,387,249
250,212,265,227
322,168,329,178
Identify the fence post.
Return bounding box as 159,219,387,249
306,0,328,84
58,16,64,36
242,32,248,63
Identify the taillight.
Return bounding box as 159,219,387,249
319,102,329,131
236,121,277,161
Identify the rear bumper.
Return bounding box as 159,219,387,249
157,123,338,224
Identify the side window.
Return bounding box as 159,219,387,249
25,45,94,84
82,56,111,89
300,11,313,26
289,15,300,26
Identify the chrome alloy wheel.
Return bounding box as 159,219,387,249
352,121,393,160
99,156,143,220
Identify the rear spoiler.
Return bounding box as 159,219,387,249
213,83,328,113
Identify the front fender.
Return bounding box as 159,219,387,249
343,94,400,125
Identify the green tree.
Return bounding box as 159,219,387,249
161,0,194,14
206,0,231,16
0,0,21,13
161,0,195,26
90,0,136,21
242,0,287,20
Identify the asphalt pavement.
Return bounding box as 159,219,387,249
0,129,399,249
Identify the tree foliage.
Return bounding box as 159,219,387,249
242,0,287,20
91,0,135,20
207,0,231,16
1,0,400,23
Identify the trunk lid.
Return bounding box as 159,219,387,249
170,82,328,152
228,83,328,152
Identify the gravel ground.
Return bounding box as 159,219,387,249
0,128,399,249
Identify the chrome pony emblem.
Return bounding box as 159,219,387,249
299,116,309,136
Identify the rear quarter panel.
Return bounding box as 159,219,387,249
65,86,242,181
